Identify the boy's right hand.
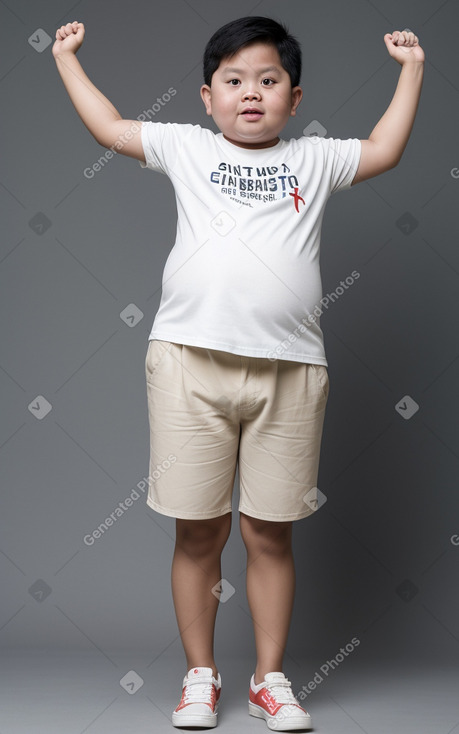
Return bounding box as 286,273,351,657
52,21,85,58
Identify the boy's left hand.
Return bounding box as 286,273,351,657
384,30,425,65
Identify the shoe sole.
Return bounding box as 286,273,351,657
249,701,312,731
172,706,218,728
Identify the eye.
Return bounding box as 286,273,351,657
261,78,275,86
229,79,240,86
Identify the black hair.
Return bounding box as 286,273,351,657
203,16,302,88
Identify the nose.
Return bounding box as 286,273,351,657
242,89,261,101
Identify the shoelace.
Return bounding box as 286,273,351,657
265,679,298,705
183,680,214,704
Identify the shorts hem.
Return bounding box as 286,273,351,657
146,496,233,520
238,504,315,522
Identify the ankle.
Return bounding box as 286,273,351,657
254,666,282,686
254,668,266,686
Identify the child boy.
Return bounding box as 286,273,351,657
53,15,424,731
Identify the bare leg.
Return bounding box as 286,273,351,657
171,513,232,678
240,512,295,685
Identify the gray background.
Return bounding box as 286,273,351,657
1,0,458,732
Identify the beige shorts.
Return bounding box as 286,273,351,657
145,340,329,522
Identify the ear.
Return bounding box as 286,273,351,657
290,86,303,117
200,84,212,115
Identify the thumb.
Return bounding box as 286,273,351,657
384,32,394,49
384,32,400,55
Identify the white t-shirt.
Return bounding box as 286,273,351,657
139,122,361,365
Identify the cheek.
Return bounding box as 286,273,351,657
273,97,290,113
214,99,233,118
270,90,293,113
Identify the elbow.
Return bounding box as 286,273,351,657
386,155,401,172
375,151,403,176
390,147,405,169
379,146,404,173
367,138,405,173
94,133,113,150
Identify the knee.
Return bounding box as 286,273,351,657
176,513,231,559
240,514,292,557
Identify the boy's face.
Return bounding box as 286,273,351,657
200,41,302,149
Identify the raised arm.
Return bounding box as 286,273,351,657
352,29,424,185
53,21,145,162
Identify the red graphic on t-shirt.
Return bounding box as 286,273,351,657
289,187,305,213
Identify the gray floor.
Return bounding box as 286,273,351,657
1,651,458,733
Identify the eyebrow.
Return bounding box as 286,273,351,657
221,66,282,75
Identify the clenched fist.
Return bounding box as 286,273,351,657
52,21,85,58
384,29,425,65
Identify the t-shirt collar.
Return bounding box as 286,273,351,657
216,133,286,157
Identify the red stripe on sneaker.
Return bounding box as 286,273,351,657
250,687,283,715
175,687,188,712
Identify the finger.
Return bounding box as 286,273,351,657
399,30,416,45
404,32,419,48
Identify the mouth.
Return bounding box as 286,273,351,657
240,108,264,121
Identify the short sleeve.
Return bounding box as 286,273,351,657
138,121,195,175
324,137,361,194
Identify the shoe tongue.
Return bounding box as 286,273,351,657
264,672,287,684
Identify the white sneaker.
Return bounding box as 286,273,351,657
172,666,221,728
248,672,312,730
